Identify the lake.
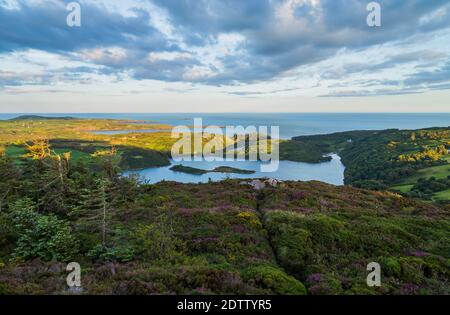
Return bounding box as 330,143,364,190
124,154,345,185
92,129,163,135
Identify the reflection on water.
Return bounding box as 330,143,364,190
124,154,345,186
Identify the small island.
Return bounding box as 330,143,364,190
170,164,256,175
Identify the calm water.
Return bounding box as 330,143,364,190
92,129,163,135
125,154,345,185
3,113,450,185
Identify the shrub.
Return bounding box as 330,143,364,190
382,257,401,278
10,198,79,262
88,244,135,263
242,265,307,295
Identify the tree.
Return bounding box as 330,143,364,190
24,138,52,160
9,198,79,262
91,147,122,181
71,178,116,247
24,138,72,188
0,156,20,213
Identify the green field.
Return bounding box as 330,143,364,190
392,155,450,183
5,145,27,158
395,164,450,186
6,145,93,164
390,156,450,200
434,189,450,201
390,184,414,193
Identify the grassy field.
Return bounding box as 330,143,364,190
390,184,415,193
434,189,450,201
395,164,450,187
390,156,450,200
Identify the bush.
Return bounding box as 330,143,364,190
10,198,79,262
382,257,401,278
88,244,135,263
242,265,307,295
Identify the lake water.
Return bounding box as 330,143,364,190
3,113,450,185
124,154,345,185
92,129,163,135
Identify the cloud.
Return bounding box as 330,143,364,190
321,50,448,80
321,88,422,98
404,62,450,86
0,0,176,53
1,0,450,90
150,0,450,84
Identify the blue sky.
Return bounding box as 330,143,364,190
0,0,450,112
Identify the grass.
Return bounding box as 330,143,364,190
433,189,450,201
6,145,95,165
391,155,450,200
397,162,450,185
53,148,92,164
5,145,27,159
390,184,414,193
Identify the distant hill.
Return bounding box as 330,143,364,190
9,115,77,121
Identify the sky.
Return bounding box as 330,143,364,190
0,0,450,113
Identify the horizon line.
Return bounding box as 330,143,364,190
2,112,450,115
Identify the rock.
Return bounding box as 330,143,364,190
250,180,266,190
266,178,280,187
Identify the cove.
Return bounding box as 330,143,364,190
124,154,345,185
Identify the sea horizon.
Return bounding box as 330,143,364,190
3,112,450,139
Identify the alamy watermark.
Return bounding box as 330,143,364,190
67,2,381,29
66,2,81,27
366,262,381,287
171,118,280,172
367,2,381,27
66,262,81,288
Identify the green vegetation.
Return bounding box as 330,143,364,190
407,176,450,200
284,128,450,201
170,164,255,175
279,140,332,163
0,145,448,295
0,117,277,171
0,116,449,295
170,164,208,175
212,166,255,174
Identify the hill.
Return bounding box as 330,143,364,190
0,153,448,294
8,115,77,121
286,127,450,201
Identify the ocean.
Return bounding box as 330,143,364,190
1,113,450,139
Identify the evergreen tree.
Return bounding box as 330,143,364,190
71,178,117,247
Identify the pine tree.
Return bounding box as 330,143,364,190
70,178,117,247
91,147,122,182
23,139,72,214
0,156,20,213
